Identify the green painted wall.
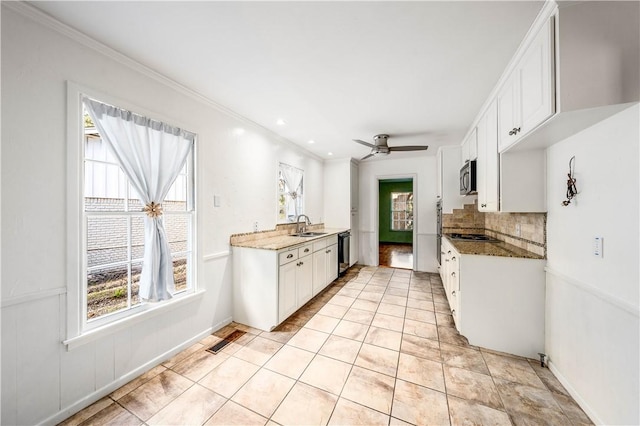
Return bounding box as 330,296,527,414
379,179,413,244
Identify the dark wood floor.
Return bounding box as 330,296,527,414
379,242,413,269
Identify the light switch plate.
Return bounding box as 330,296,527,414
214,195,221,207
594,236,603,258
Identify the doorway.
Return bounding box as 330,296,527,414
378,178,414,269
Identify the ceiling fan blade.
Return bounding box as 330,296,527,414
388,145,429,152
360,153,375,161
353,139,375,148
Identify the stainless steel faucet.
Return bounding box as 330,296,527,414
295,214,311,234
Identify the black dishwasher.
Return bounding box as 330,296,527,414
338,231,351,275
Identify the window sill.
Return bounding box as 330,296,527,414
63,290,206,351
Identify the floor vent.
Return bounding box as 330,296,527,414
206,330,246,354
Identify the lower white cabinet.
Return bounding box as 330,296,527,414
233,234,338,331
440,237,545,359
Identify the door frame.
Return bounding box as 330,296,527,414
375,174,417,269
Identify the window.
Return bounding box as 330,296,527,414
82,103,194,328
278,163,304,223
391,192,413,231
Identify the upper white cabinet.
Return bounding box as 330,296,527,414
476,100,499,212
437,146,466,214
324,159,358,266
460,128,477,166
498,18,555,152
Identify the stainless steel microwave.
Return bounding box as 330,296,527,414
460,160,477,195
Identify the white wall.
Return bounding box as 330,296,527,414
0,5,323,424
545,104,639,425
358,154,438,272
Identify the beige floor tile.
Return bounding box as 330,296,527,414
59,397,115,426
344,281,366,291
400,334,441,362
333,319,370,341
364,326,402,351
118,370,193,421
437,326,470,347
482,351,545,389
328,294,356,307
440,343,489,375
328,398,390,426
171,349,231,382
435,312,455,328
447,395,511,426
343,307,376,325
552,392,594,425
358,290,385,303
385,287,409,297
318,334,363,364
391,379,450,426
287,327,330,352
318,303,350,318
299,354,352,395
162,343,205,369
110,365,167,400
434,302,452,314
397,353,445,393
147,384,225,426
377,302,407,318
337,288,362,298
263,344,315,380
408,290,432,301
351,299,380,312
304,313,341,333
77,402,142,426
405,307,436,324
406,299,434,310
443,365,503,410
403,318,439,340
528,360,570,396
371,312,404,332
271,382,338,426
259,322,301,344
355,343,399,377
363,284,387,294
495,378,570,425
204,400,267,425
389,416,414,426
199,356,260,398
232,336,283,366
231,369,295,418
341,366,395,414
381,294,408,306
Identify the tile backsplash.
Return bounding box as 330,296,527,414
443,201,546,257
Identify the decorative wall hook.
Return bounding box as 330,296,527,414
561,156,578,206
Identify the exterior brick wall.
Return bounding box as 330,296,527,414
86,197,189,268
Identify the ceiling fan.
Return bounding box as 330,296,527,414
353,134,428,160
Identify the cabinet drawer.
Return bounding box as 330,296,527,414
299,243,313,257
326,235,338,246
279,249,298,265
312,238,327,252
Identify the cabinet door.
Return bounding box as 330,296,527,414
476,100,499,212
519,18,554,136
326,243,339,285
278,261,298,323
350,161,359,212
312,249,327,296
297,255,313,306
497,72,520,152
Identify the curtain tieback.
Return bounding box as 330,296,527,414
290,191,298,199
143,202,163,218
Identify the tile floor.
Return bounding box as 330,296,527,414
378,243,413,269
60,265,592,426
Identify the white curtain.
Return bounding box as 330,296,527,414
280,163,303,218
84,97,194,302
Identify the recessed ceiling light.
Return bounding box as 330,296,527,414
328,152,333,156
308,140,315,144
276,119,286,126
233,128,245,136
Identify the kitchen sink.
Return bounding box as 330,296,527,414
291,232,327,237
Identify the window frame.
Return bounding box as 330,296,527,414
66,82,199,347
390,191,414,232
277,162,304,224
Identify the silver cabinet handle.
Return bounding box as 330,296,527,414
481,203,487,208
287,254,294,259
451,272,456,277
452,309,456,315
304,248,309,253
452,291,456,296
447,250,452,254
451,256,456,261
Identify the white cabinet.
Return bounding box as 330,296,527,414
498,18,555,152
436,146,466,214
278,261,298,322
460,128,477,166
277,243,312,323
440,237,546,359
312,235,338,296
476,100,499,212
324,159,358,266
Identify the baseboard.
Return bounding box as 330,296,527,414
548,360,602,425
41,318,232,426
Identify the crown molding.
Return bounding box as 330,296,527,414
3,1,323,162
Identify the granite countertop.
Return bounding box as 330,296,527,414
444,235,544,259
231,227,347,250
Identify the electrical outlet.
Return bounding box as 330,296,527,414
254,221,258,233
515,223,521,237
594,236,603,258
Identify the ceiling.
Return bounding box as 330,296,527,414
30,1,544,160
